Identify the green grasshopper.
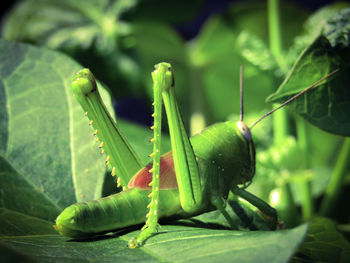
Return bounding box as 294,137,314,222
54,63,337,248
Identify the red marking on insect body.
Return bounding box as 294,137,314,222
128,151,178,189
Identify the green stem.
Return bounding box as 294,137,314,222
268,0,282,59
278,182,300,227
296,118,313,220
268,0,298,221
299,179,313,220
296,118,309,166
268,0,288,146
272,104,288,146
320,138,350,217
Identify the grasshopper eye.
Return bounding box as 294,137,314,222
236,121,252,142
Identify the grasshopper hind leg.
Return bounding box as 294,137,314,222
128,65,166,248
129,63,203,247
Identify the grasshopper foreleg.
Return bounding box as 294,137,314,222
232,187,278,229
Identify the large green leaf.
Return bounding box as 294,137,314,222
268,36,350,135
285,3,350,69
0,207,308,263
0,39,162,212
267,9,350,136
0,156,59,221
0,39,107,208
293,217,350,263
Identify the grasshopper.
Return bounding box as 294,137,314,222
54,63,337,248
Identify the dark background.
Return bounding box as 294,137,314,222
0,0,343,41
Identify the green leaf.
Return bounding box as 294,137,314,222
294,217,350,263
235,30,278,72
268,8,350,136
324,8,350,48
0,242,35,263
0,208,57,237
0,39,108,208
285,3,350,70
304,3,350,39
1,0,204,100
0,212,308,263
0,156,60,221
2,0,135,53
267,33,350,135
1,0,143,99
0,39,161,211
0,180,307,262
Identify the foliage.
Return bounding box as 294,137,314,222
1,0,197,118
1,0,350,262
268,8,350,136
294,217,350,263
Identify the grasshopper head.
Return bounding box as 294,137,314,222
235,121,256,185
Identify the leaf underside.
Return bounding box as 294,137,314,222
268,9,350,136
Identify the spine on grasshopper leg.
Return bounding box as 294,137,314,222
55,188,183,238
71,69,142,189
142,63,164,229
128,63,175,247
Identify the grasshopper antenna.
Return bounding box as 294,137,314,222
249,68,340,129
240,65,244,122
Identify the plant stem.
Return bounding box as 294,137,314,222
268,0,288,146
268,0,298,219
278,182,300,227
296,118,313,220
268,0,282,60
272,104,288,146
319,138,350,217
